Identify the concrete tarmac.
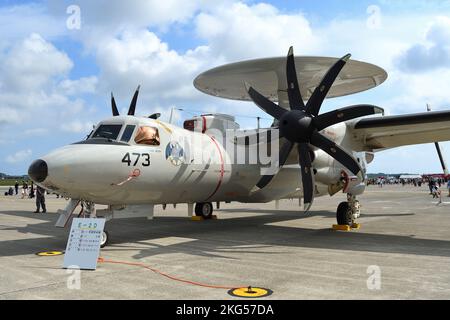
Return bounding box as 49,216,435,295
0,185,450,300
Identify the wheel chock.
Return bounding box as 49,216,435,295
332,224,351,231
332,223,361,231
191,215,217,221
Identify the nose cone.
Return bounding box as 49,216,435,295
28,159,48,183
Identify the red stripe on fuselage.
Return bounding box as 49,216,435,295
202,116,207,134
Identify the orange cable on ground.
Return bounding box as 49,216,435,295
97,257,244,290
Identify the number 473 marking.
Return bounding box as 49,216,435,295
122,153,150,167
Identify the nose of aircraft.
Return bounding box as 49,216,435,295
28,159,48,183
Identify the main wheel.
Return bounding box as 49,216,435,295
195,202,213,219
336,202,352,226
100,230,109,248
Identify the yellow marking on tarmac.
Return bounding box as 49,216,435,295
36,251,64,256
332,224,361,231
228,287,273,298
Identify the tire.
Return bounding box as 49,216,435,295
336,202,352,226
195,202,213,219
100,230,109,248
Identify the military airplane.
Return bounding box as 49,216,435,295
28,47,450,247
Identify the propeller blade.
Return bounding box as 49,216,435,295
314,104,384,130
310,131,363,178
298,143,314,211
111,93,119,116
286,47,306,111
255,140,294,190
306,54,351,116
128,85,141,116
245,82,287,120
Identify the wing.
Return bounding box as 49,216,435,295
350,110,450,151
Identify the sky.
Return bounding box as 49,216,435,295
1,0,450,175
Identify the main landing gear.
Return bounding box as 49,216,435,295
195,202,214,219
336,194,361,228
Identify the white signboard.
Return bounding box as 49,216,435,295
63,218,105,270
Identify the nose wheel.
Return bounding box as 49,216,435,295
195,202,214,219
100,230,109,248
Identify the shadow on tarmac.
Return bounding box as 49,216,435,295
0,208,448,261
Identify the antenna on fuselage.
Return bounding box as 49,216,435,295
169,107,174,124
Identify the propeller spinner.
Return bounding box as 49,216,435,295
246,47,383,211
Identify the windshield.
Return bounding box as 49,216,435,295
92,124,123,140
120,125,136,142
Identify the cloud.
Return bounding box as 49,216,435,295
23,128,49,136
58,76,98,96
0,33,97,136
93,28,212,105
0,107,21,125
396,16,450,73
375,68,450,115
47,0,231,45
0,33,73,92
61,120,94,134
0,3,66,43
195,2,318,60
70,1,320,118
5,149,32,164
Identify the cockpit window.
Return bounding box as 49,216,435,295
120,125,136,142
92,125,123,140
134,126,160,146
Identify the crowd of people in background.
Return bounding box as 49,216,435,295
3,180,47,213
366,177,427,187
3,181,36,198
367,176,450,203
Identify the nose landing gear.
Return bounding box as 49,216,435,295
82,201,110,247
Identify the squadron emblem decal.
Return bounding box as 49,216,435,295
165,141,185,166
